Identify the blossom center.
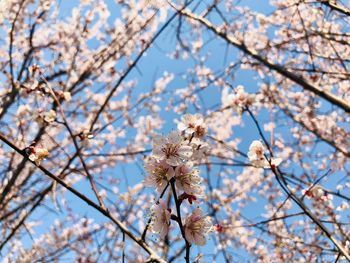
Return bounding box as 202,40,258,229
195,126,206,137
162,143,179,159
153,167,169,181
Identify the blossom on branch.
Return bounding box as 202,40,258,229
184,207,212,246
152,131,192,166
248,140,282,168
150,200,171,238
177,113,207,138
27,146,49,166
55,91,72,102
33,109,57,126
188,137,209,161
43,110,57,123
222,85,255,114
144,157,175,192
175,163,203,196
302,185,330,202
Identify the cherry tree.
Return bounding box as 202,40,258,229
0,0,349,262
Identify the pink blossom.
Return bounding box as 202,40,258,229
184,207,212,246
248,140,282,168
222,85,255,114
152,131,192,166
177,113,207,138
175,163,203,196
28,146,49,166
144,157,175,192
151,200,171,238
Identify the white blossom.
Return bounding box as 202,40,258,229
188,137,209,161
177,113,207,138
248,140,282,168
152,131,192,166
184,207,212,246
28,146,49,166
151,200,171,238
222,85,255,114
144,157,175,192
175,163,203,196
43,110,56,123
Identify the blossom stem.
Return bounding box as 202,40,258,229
170,178,191,263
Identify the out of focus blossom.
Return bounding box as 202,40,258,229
177,113,207,138
336,201,349,211
16,105,30,117
302,185,331,202
33,109,56,126
43,110,56,123
144,157,175,192
248,140,282,168
56,91,72,102
28,146,49,166
78,129,94,140
151,200,171,238
152,131,192,166
222,85,255,114
188,138,209,161
184,207,212,246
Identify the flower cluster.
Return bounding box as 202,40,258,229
144,113,212,246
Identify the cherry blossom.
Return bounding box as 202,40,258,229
33,109,56,125
55,91,72,102
222,85,255,114
27,146,49,166
184,207,212,246
43,110,57,123
175,163,203,196
144,157,175,192
248,140,282,168
302,185,330,202
150,200,171,238
177,113,207,138
152,131,193,166
186,137,209,161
